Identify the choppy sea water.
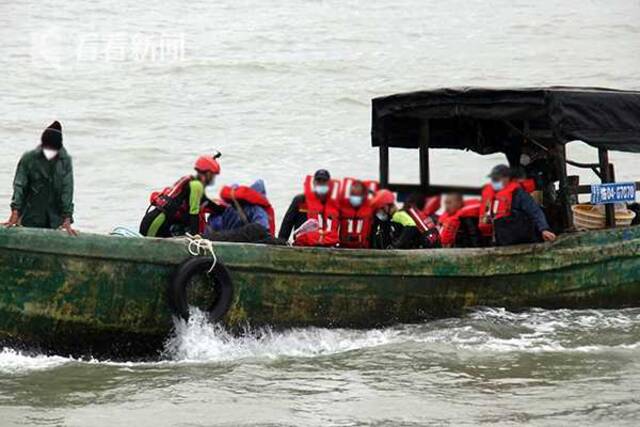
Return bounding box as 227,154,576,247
1,0,640,425
1,308,640,426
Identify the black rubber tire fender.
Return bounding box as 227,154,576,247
168,257,234,322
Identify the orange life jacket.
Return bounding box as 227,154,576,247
422,196,441,218
149,175,194,220
479,178,535,237
337,178,379,248
438,199,481,246
219,185,276,236
490,182,521,220
294,175,341,247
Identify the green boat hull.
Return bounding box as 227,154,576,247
1,227,639,358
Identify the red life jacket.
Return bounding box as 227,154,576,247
479,178,535,237
422,196,441,218
337,177,379,249
219,185,276,236
149,175,194,220
439,199,481,246
491,182,522,220
406,207,441,248
294,176,341,247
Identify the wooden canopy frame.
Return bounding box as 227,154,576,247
378,119,638,231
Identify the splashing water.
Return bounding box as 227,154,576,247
162,308,401,362
2,307,640,375
0,348,70,374
2,307,640,426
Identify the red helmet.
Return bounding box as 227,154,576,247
370,189,395,210
194,155,221,174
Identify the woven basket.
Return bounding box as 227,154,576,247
571,204,636,230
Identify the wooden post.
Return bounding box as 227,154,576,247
555,143,574,230
379,145,389,188
419,121,430,192
598,148,615,227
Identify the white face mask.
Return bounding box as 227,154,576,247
43,148,58,161
491,180,505,191
376,210,389,221
205,180,216,199
314,184,329,196
349,195,363,207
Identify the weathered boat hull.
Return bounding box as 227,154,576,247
1,227,639,358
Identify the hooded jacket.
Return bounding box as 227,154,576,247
208,179,271,232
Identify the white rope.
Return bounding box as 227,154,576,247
185,234,218,273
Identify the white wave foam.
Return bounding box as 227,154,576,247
162,309,400,362
162,307,640,362
2,308,639,370
0,348,71,374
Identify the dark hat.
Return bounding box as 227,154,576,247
41,121,63,149
488,164,511,179
313,169,331,181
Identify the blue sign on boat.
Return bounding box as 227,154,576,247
590,182,636,205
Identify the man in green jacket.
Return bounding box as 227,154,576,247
3,121,77,235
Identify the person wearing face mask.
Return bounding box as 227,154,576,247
338,178,378,249
140,153,221,238
278,169,340,246
369,190,441,249
479,165,537,239
4,121,77,235
480,164,556,246
392,192,442,249
368,189,399,249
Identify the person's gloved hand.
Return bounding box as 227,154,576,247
3,210,21,228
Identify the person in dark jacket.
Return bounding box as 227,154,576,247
278,169,332,241
388,193,441,249
4,121,77,235
486,165,556,246
368,189,398,249
369,190,440,249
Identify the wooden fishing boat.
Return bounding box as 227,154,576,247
1,225,640,358
1,86,640,358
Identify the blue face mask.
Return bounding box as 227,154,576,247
314,184,329,196
491,180,505,191
349,195,363,207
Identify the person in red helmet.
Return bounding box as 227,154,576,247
368,189,398,249
140,153,221,237
369,190,441,249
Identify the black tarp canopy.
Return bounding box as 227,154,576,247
371,87,640,153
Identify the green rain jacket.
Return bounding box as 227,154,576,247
10,147,74,228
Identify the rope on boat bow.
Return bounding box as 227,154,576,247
185,234,218,273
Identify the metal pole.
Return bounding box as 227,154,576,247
598,148,615,227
